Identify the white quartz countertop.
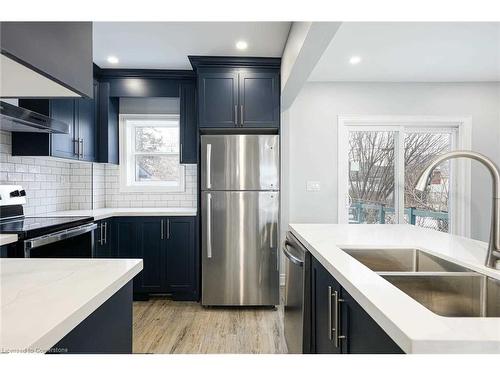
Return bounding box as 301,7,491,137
0,258,143,352
0,234,18,246
50,207,197,221
289,224,500,354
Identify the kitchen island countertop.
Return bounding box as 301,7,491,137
289,224,500,354
0,258,143,352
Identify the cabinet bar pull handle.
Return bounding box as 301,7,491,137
240,105,243,126
104,221,107,244
206,144,212,189
99,222,103,244
166,219,170,240
161,219,164,240
234,105,238,125
333,291,346,347
207,193,212,259
328,286,334,341
80,138,84,158
73,139,79,156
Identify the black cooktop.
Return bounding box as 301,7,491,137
0,216,94,239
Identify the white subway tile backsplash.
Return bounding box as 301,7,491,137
103,163,197,209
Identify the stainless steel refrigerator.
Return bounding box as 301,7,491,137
201,134,280,306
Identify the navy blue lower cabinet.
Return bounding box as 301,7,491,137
309,256,403,354
112,217,138,259
341,288,404,354
165,217,197,300
111,216,199,301
311,257,342,354
0,244,8,258
135,217,165,295
94,219,112,258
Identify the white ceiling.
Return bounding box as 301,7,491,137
309,22,500,82
93,22,291,70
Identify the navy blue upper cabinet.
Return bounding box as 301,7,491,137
179,81,198,163
50,100,78,159
191,56,281,130
14,98,96,161
198,69,239,128
76,96,96,162
0,22,93,98
198,68,279,129
239,71,280,128
97,81,119,164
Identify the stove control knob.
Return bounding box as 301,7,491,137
10,190,20,197
19,190,26,196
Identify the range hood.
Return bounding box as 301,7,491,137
0,100,69,134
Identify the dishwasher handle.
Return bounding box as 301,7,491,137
283,241,304,267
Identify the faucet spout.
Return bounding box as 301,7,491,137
415,150,500,269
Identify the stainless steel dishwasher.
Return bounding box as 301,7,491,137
283,232,309,354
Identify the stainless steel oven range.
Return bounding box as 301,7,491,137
0,185,96,258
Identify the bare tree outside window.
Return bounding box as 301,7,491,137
134,126,180,182
348,131,395,224
348,130,451,232
404,132,450,232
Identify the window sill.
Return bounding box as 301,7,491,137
119,185,186,193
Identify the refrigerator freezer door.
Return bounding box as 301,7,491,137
201,191,279,306
201,134,279,191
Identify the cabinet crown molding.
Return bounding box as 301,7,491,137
188,56,281,70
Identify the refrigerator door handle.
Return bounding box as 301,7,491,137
206,143,212,189
207,193,212,258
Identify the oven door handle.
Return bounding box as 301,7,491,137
24,223,98,257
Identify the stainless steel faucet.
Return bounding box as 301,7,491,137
415,150,500,269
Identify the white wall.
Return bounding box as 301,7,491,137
284,82,500,242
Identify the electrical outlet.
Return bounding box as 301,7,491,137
306,181,321,192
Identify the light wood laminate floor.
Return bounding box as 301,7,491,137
133,297,288,354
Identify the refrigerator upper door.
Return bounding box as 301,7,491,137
201,191,279,306
201,134,279,191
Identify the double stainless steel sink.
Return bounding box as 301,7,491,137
341,248,500,318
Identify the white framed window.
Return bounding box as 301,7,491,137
119,114,185,192
338,115,472,237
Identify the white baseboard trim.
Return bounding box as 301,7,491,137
280,273,286,287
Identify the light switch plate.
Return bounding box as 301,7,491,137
306,181,321,192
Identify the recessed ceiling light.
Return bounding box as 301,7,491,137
349,56,362,65
236,40,248,50
107,56,119,64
